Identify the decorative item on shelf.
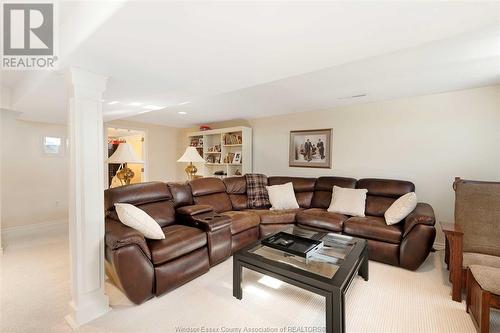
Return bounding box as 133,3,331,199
289,129,332,168
205,155,219,164
199,125,211,131
234,169,241,176
207,144,221,152
223,133,242,145
214,170,227,176
232,151,242,164
106,142,144,186
178,146,206,180
190,137,203,148
224,152,235,164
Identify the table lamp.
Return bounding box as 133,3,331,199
107,142,144,185
178,146,205,180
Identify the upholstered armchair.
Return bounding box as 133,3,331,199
442,178,500,302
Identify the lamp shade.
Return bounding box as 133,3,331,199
107,143,143,164
177,146,205,163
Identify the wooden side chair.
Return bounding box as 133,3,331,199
441,178,500,302
466,265,500,333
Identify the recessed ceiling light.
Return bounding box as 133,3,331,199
108,101,119,105
178,101,191,106
128,102,143,106
142,105,163,110
178,111,187,115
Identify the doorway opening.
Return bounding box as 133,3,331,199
106,127,147,188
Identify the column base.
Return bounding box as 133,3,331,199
65,291,110,329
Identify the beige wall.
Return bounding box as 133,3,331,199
204,85,500,243
1,111,69,229
106,120,182,183
0,116,182,230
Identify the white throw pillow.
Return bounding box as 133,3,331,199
384,192,418,225
266,182,300,210
114,203,165,240
327,186,368,217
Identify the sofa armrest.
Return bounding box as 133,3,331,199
402,203,436,238
105,218,152,260
440,221,464,302
440,222,463,235
176,204,213,216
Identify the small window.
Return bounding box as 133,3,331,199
43,136,63,155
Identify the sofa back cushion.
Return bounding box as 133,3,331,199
167,182,193,207
311,177,357,208
268,176,316,208
189,177,233,213
357,178,415,217
223,176,248,210
104,181,176,227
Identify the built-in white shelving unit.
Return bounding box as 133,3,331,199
187,126,252,178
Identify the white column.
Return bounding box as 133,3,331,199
0,87,11,255
65,67,109,328
0,108,3,255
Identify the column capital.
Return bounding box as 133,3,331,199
68,67,108,94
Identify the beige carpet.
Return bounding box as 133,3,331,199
1,227,498,333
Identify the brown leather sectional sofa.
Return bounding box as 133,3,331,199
104,176,436,304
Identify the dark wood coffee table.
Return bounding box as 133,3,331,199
233,225,368,333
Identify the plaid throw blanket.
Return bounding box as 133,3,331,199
245,173,271,209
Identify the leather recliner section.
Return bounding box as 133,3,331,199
105,175,438,305
223,177,248,211
296,208,348,232
189,178,233,213
105,182,211,305
343,216,403,244
220,211,260,235
147,225,207,265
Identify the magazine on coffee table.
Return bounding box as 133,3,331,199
261,232,323,258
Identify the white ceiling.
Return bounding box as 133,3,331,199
1,1,499,127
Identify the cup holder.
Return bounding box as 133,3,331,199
214,215,222,218
204,217,214,221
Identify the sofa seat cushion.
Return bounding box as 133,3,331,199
469,265,500,295
148,225,207,265
344,216,403,244
463,252,500,269
248,208,303,224
220,211,260,235
296,208,347,232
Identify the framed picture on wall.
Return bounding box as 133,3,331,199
289,129,332,168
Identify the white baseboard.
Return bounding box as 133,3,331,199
2,219,67,239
